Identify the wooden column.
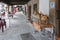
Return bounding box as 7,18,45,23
8,5,9,13
25,6,26,15
28,6,31,20
55,0,60,40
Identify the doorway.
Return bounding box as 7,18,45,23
33,4,37,15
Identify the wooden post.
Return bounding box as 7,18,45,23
55,0,60,40
28,6,31,20
8,5,9,13
25,6,26,15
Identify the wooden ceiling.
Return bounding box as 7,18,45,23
0,0,30,5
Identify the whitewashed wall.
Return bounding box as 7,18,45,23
39,0,49,16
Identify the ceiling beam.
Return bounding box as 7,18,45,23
10,2,27,5
0,0,30,5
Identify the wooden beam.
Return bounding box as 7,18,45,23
10,2,27,5
0,0,30,5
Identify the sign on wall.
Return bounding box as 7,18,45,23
50,2,55,8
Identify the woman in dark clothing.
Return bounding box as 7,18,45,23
0,18,1,29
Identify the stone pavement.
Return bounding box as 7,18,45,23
0,12,54,40
0,12,36,40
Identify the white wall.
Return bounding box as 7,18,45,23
39,0,49,16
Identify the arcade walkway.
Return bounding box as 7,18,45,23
0,12,53,40
0,12,36,40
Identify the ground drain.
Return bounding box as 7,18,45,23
21,33,36,40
